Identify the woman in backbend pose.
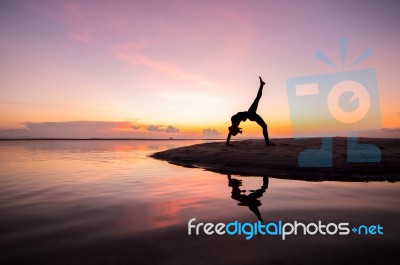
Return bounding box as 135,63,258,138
226,76,274,146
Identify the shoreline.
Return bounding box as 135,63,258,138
151,137,400,182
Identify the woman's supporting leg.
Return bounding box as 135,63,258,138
253,114,271,144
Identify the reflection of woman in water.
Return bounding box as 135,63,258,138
226,76,274,146
228,175,269,222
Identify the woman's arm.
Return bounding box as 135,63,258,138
226,132,232,146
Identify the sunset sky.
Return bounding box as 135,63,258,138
1,0,399,139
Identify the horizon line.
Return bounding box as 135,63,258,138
0,136,398,141
0,138,226,141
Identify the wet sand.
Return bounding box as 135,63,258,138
152,137,400,181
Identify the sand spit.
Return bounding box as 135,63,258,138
151,138,400,181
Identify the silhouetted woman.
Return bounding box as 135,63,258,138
226,76,274,146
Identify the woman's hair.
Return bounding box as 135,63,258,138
229,126,241,136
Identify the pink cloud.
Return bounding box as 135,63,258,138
19,0,94,43
147,125,180,133
68,30,92,43
202,128,220,137
114,42,195,79
0,121,183,139
20,0,256,71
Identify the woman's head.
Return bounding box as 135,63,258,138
229,126,242,136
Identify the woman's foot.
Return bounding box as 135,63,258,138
265,141,275,146
259,76,266,86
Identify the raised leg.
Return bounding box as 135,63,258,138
248,77,265,114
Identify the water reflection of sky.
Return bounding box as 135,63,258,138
0,140,399,264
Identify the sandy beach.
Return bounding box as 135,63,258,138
152,137,400,181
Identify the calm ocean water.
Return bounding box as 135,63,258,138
1,140,399,264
